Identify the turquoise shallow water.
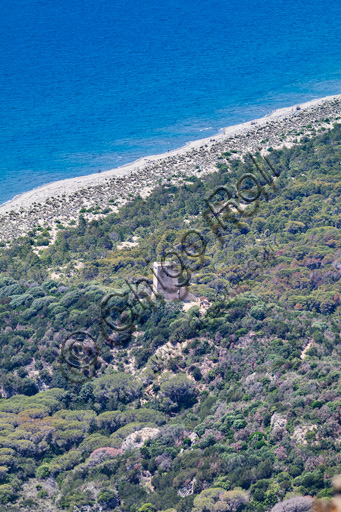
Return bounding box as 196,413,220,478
0,0,341,205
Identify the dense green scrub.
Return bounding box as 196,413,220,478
0,125,339,510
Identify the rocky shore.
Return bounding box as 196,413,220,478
0,94,341,244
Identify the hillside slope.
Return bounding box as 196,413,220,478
0,124,340,511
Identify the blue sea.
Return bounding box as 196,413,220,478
1,0,341,206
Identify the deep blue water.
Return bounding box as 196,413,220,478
1,0,341,205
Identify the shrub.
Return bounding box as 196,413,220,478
160,374,197,411
139,504,157,512
250,304,266,320
97,490,119,508
37,489,48,499
93,372,142,409
35,464,50,479
0,484,16,504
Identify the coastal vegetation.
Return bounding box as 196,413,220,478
0,124,339,510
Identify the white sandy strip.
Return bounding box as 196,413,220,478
1,94,341,215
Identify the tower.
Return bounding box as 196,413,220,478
152,262,180,300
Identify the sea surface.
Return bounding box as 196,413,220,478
1,0,341,205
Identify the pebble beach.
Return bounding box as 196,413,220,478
1,94,341,244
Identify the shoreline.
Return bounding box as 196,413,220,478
1,93,341,243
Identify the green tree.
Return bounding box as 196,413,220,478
139,504,157,512
160,374,197,411
93,372,142,409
